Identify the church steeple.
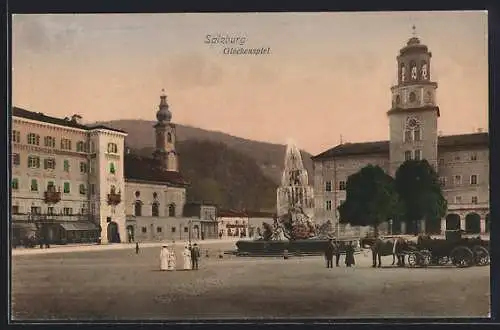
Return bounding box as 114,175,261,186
153,90,178,172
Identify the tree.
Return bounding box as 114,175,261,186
394,160,447,234
338,165,400,237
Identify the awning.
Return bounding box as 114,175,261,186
12,222,37,230
60,222,99,231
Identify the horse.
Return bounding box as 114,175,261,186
361,236,412,267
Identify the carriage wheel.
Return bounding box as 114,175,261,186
450,246,474,268
407,253,418,268
473,246,490,266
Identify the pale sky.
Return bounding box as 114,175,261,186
12,11,488,154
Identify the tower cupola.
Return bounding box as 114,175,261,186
156,89,172,122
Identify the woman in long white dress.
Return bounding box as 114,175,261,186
167,245,176,271
183,244,192,270
160,245,169,271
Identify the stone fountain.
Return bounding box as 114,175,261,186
236,141,332,256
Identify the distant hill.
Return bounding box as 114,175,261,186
97,119,314,185
130,140,278,211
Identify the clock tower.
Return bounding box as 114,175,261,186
388,26,440,176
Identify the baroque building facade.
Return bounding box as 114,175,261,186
312,31,489,235
11,91,220,245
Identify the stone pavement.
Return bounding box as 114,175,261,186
11,237,245,256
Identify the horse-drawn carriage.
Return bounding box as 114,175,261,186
412,230,489,268
361,230,490,268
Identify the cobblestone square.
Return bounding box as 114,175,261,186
11,242,490,320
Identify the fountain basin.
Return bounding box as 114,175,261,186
235,238,361,256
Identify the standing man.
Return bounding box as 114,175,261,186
333,239,341,267
191,243,201,270
324,238,335,268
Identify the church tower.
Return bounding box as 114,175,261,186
153,90,178,172
388,26,440,176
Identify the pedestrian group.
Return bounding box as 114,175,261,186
159,242,201,271
324,238,355,268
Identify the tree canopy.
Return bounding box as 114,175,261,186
394,160,447,233
338,165,400,234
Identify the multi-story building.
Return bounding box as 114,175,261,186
11,108,128,244
183,202,218,240
11,91,198,245
312,31,489,235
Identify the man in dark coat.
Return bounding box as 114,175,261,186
191,243,201,270
324,239,335,268
334,240,341,267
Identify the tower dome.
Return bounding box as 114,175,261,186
156,89,172,122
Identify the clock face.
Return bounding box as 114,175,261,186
407,118,418,129
409,92,417,103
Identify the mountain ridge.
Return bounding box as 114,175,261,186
96,119,314,185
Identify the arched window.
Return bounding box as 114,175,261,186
107,143,118,153
410,61,417,80
400,63,406,82
135,191,140,198
167,132,172,143
134,201,142,217
152,202,159,217
420,60,428,80
168,204,176,217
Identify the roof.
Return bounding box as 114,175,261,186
312,133,489,160
124,154,189,187
12,107,127,134
218,209,276,218
218,209,249,218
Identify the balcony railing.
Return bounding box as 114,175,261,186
107,192,122,206
44,189,61,204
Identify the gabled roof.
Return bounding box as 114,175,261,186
312,133,489,160
13,107,127,133
124,154,189,187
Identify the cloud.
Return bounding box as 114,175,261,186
13,15,82,54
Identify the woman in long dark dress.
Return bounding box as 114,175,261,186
345,241,355,267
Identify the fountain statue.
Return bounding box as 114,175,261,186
275,141,316,240
236,140,336,256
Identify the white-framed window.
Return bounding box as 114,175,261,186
472,196,478,204
325,200,332,211
470,153,478,161
404,130,413,142
80,162,88,173
63,207,73,215
60,138,72,150
44,136,56,148
404,150,412,161
339,181,346,190
27,133,40,145
107,143,118,154
28,155,41,168
438,158,445,166
43,158,56,170
414,149,422,161
413,129,421,141
12,130,21,143
325,181,332,192
470,175,478,185
455,196,462,204
439,177,446,187
454,175,462,185
12,153,20,166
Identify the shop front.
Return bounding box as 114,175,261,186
59,222,100,244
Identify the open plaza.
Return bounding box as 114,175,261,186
11,240,489,320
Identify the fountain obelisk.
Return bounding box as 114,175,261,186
276,141,315,219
